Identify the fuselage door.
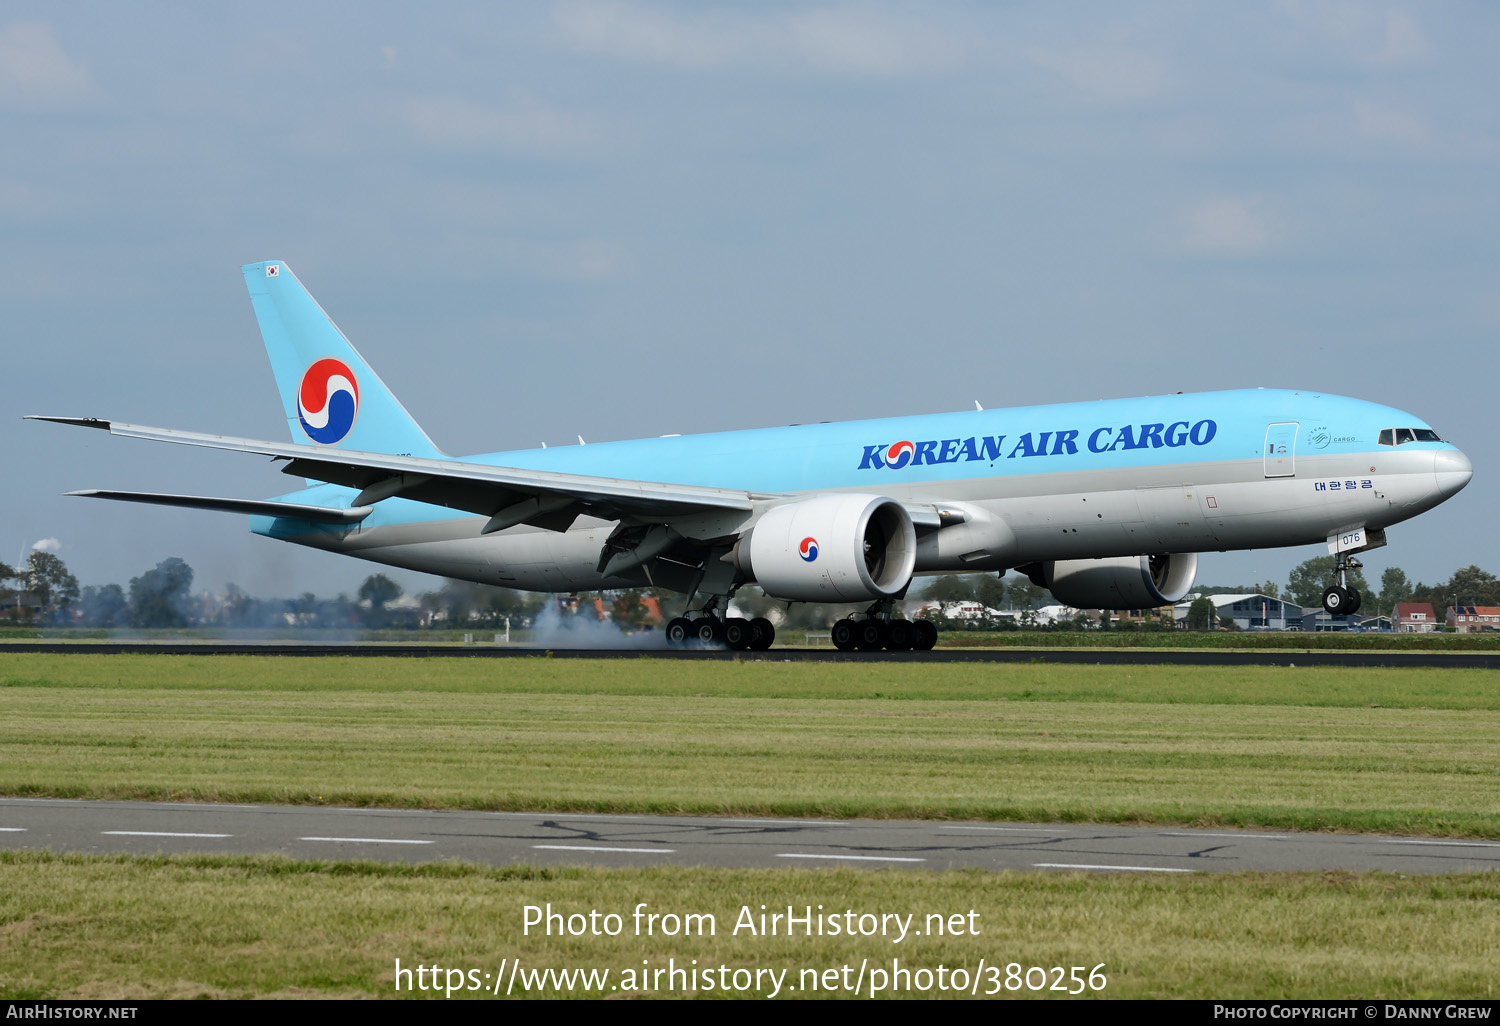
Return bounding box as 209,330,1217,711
1264,422,1298,478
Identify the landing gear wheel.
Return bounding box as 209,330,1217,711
665,617,692,646
855,619,886,651
885,619,914,651
748,617,775,651
1322,586,1350,615
1345,589,1362,616
831,618,858,652
723,617,752,650
913,619,938,651
691,616,724,646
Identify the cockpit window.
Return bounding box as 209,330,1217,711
1380,427,1441,445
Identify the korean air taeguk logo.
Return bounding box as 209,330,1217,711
298,358,360,444
799,537,819,562
884,441,916,470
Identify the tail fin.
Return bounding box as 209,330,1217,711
243,260,444,458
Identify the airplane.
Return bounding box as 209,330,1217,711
29,260,1473,651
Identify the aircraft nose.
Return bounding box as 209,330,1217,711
1435,448,1473,498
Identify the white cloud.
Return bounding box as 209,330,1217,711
1178,196,1278,256
399,95,594,153
785,7,962,76
1373,8,1432,66
552,1,962,76
0,21,92,110
1276,2,1433,67
1027,43,1167,103
1354,100,1427,146
31,538,61,553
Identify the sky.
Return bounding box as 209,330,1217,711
3,1,1496,600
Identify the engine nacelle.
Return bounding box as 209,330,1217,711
741,494,916,603
1041,553,1198,610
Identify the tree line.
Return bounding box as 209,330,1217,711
5,551,1496,631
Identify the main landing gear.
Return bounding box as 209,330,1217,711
1322,553,1363,616
831,601,938,653
665,596,776,651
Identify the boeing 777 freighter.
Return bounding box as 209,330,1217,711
30,261,1472,651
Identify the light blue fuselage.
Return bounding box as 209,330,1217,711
253,388,1470,593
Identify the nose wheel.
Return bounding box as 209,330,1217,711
1322,554,1364,616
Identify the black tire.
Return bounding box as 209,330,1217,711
1345,589,1362,616
1322,586,1348,615
831,618,858,651
723,617,752,650
913,619,938,651
749,617,775,651
692,616,724,646
885,619,914,651
665,617,692,646
855,619,885,650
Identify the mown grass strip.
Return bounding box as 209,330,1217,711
1,852,1497,999
3,673,1500,835
2,653,1499,708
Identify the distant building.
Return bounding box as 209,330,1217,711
1447,605,1500,633
1172,593,1296,630
1297,606,1365,631
1393,602,1438,633
916,600,1003,622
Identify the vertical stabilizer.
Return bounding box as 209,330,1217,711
243,260,444,458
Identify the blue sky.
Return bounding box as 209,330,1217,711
4,2,1495,599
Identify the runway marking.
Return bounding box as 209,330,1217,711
777,853,926,863
300,836,433,845
1382,839,1500,849
1160,831,1290,841
939,826,1055,834
0,828,26,832
533,845,676,854
102,831,231,838
718,818,846,827
1035,862,1194,873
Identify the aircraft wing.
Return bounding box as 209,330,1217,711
27,417,774,533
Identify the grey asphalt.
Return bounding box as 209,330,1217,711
3,798,1498,874
4,642,1498,667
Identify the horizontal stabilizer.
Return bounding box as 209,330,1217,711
65,490,373,524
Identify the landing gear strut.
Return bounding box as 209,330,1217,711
1322,554,1364,616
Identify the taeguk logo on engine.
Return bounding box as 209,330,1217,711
799,537,819,562
298,358,360,444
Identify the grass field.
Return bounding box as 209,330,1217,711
4,652,1500,1000
3,853,1498,999
3,653,1499,835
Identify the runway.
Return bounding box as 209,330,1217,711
3,798,1498,874
4,642,1498,667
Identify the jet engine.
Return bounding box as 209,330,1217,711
1035,553,1198,610
739,493,916,603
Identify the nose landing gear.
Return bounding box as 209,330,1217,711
1322,554,1364,616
